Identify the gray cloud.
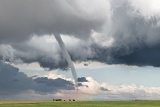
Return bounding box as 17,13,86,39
89,0,160,67
0,35,93,70
0,61,109,100
0,61,74,96
2,61,160,100
33,77,74,94
77,77,89,87
0,0,108,44
100,87,109,91
0,61,32,95
1,0,160,69
77,77,88,82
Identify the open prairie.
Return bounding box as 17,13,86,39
0,100,160,107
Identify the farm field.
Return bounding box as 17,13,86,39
0,100,160,107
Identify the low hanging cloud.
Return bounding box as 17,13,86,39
0,61,108,100
0,61,74,96
78,77,88,82
0,35,94,70
1,61,160,100
1,0,160,69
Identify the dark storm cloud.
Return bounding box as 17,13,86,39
0,61,74,95
109,1,160,67
0,0,107,69
38,58,68,70
88,0,160,67
1,0,160,69
0,35,94,70
18,54,69,70
115,46,160,67
33,77,74,93
77,77,88,87
77,77,88,82
91,38,160,67
0,0,107,43
0,61,32,95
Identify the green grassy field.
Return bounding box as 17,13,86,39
0,100,160,107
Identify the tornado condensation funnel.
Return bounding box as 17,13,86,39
54,34,78,87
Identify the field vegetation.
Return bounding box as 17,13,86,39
0,100,160,107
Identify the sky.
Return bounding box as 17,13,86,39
1,0,160,100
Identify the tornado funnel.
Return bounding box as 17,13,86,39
54,34,78,87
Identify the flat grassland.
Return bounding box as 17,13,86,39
0,100,160,107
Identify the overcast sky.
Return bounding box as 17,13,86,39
1,0,160,100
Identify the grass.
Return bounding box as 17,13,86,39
0,100,160,107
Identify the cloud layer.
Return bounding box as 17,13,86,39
0,61,74,96
1,0,160,69
0,61,108,100
1,62,160,100
0,0,109,43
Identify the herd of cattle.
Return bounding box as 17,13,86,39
53,99,75,101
